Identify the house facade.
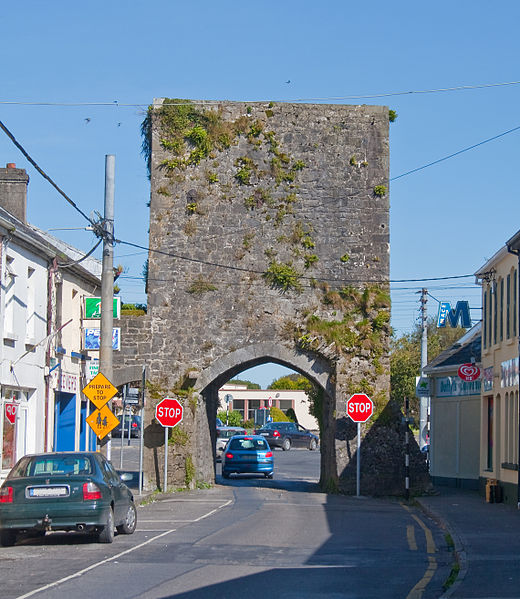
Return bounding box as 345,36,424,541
0,163,102,478
424,324,482,489
475,238,519,504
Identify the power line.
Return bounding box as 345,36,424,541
391,124,520,181
1,79,520,107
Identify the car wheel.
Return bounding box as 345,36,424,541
116,502,137,535
282,438,291,451
309,438,317,451
98,508,115,544
0,529,17,547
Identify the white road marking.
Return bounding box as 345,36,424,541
16,499,233,598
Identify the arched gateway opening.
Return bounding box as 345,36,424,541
114,98,429,496
196,342,334,485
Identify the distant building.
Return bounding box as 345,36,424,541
218,383,318,430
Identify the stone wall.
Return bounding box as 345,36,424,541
114,99,427,494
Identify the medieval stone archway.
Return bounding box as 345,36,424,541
114,99,429,495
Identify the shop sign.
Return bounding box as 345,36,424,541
84,297,121,319
457,364,480,382
482,367,494,392
84,328,120,351
436,376,481,397
501,357,519,388
59,372,78,393
437,301,471,328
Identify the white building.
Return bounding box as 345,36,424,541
0,163,102,477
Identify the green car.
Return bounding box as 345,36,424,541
0,452,137,546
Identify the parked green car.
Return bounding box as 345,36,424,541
0,452,137,546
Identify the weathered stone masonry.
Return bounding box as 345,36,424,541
114,100,429,495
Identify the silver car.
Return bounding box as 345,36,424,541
216,426,246,461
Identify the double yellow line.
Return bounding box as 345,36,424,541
401,503,438,599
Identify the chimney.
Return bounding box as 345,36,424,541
0,163,29,223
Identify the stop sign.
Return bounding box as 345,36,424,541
155,397,183,428
346,393,373,423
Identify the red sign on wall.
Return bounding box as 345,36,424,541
5,403,17,425
458,364,480,382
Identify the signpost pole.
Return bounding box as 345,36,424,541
120,385,126,469
356,422,361,497
139,366,145,496
164,426,168,492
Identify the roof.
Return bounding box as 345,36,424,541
423,322,481,374
0,204,101,284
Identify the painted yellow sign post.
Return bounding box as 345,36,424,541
83,373,119,439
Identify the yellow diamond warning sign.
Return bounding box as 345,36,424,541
82,372,118,409
86,404,120,440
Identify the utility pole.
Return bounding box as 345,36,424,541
419,288,429,450
99,155,115,458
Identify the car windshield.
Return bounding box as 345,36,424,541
9,455,94,478
229,438,268,451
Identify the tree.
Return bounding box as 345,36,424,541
217,409,242,426
269,373,312,393
228,379,261,389
390,317,467,418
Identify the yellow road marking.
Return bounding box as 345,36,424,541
401,503,438,598
407,524,418,550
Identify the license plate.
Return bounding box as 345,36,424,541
27,486,69,498
260,432,268,436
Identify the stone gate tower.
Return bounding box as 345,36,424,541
115,99,428,495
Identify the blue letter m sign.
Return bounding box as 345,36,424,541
437,301,471,328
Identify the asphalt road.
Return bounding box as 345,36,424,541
0,443,453,599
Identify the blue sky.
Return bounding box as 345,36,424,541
1,1,519,388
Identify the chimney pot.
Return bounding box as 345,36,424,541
6,163,15,169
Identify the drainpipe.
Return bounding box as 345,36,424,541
506,230,520,510
45,258,59,452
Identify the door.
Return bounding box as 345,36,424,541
55,392,76,451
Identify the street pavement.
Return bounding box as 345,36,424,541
417,487,520,598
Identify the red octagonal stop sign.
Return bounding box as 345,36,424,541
156,397,183,428
346,393,373,423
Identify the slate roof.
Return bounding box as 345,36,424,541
423,322,481,373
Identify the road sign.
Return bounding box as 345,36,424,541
224,394,233,404
156,397,183,428
346,393,374,423
415,376,430,398
458,363,481,382
124,387,141,406
5,402,16,425
82,372,118,409
268,396,273,407
86,404,120,440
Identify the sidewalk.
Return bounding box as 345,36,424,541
417,487,520,598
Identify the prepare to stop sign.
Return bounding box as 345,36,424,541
155,397,183,428
346,393,374,423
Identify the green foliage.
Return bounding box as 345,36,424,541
390,317,468,416
168,426,189,447
186,202,198,214
349,156,358,166
389,109,398,123
217,409,243,426
263,261,303,293
157,186,171,196
228,379,261,389
373,185,387,197
187,277,217,294
235,156,255,185
304,254,319,269
340,253,350,263
292,160,306,171
206,171,219,183
270,406,290,422
185,455,195,488
285,407,298,422
270,374,313,392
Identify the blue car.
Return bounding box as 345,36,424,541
221,435,274,479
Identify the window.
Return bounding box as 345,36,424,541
514,270,518,338
506,274,511,339
500,279,504,342
26,267,35,341
487,396,494,470
4,256,16,336
483,289,488,348
493,282,497,345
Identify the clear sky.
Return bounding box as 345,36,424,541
1,1,519,387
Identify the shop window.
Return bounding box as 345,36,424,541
487,396,494,470
506,274,511,339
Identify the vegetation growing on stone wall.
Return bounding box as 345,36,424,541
340,253,350,263
373,185,387,197
168,426,189,446
185,455,195,488
187,277,218,294
263,261,303,293
389,109,398,122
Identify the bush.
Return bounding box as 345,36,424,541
270,406,289,422
217,410,242,426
